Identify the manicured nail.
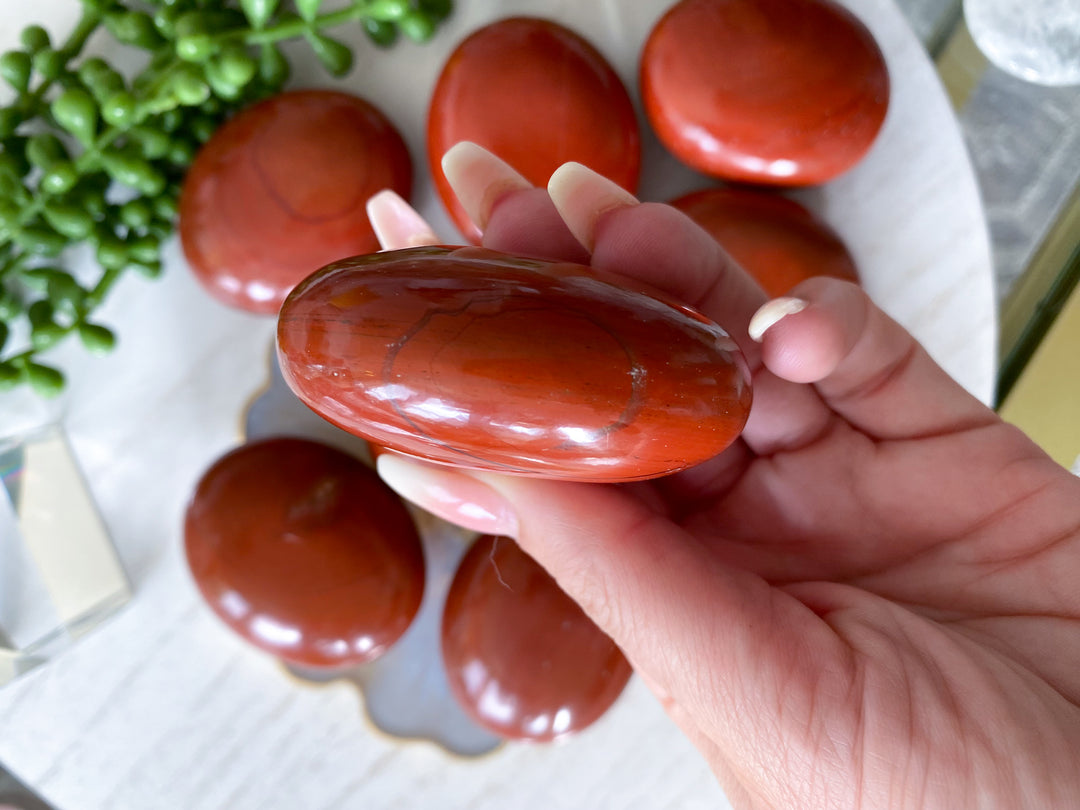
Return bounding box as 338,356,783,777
441,141,531,232
748,297,808,342
547,162,638,252
366,189,439,250
376,453,519,536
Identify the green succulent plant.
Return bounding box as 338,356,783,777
0,0,452,396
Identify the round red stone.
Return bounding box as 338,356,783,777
641,0,889,185
184,438,425,668
179,89,412,314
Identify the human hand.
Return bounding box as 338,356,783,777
368,143,1080,809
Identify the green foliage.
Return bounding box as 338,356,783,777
51,88,99,145
78,322,116,354
367,0,411,22
26,361,65,397
362,18,398,48
0,51,33,93
295,0,323,23
0,0,454,395
305,32,353,77
19,26,51,55
240,0,281,30
399,10,437,43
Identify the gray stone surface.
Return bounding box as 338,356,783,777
961,70,1080,301
897,0,962,49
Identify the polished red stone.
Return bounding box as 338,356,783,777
441,535,631,741
276,246,752,482
179,90,412,314
184,438,425,668
641,0,889,186
670,187,859,296
428,16,640,242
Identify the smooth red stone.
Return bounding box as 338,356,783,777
184,438,425,668
179,89,412,314
640,0,889,186
276,246,752,482
428,17,640,242
441,535,631,741
670,187,859,297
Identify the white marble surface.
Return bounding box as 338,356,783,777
0,0,996,808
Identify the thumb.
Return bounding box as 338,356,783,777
376,454,852,759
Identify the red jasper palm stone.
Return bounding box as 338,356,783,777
641,0,889,185
671,187,859,296
428,17,640,242
179,89,412,314
276,246,752,482
184,438,425,668
441,535,632,741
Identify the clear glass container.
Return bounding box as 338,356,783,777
0,417,130,686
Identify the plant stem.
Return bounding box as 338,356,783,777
21,5,103,113
244,1,375,45
64,5,104,58
0,251,29,281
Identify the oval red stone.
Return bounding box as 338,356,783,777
276,246,752,482
428,17,640,242
441,535,632,741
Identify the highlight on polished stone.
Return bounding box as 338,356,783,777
276,245,752,482
441,535,633,741
184,437,425,668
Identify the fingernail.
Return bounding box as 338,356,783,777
748,297,808,342
547,162,638,252
376,453,519,536
441,141,531,233
366,189,439,250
